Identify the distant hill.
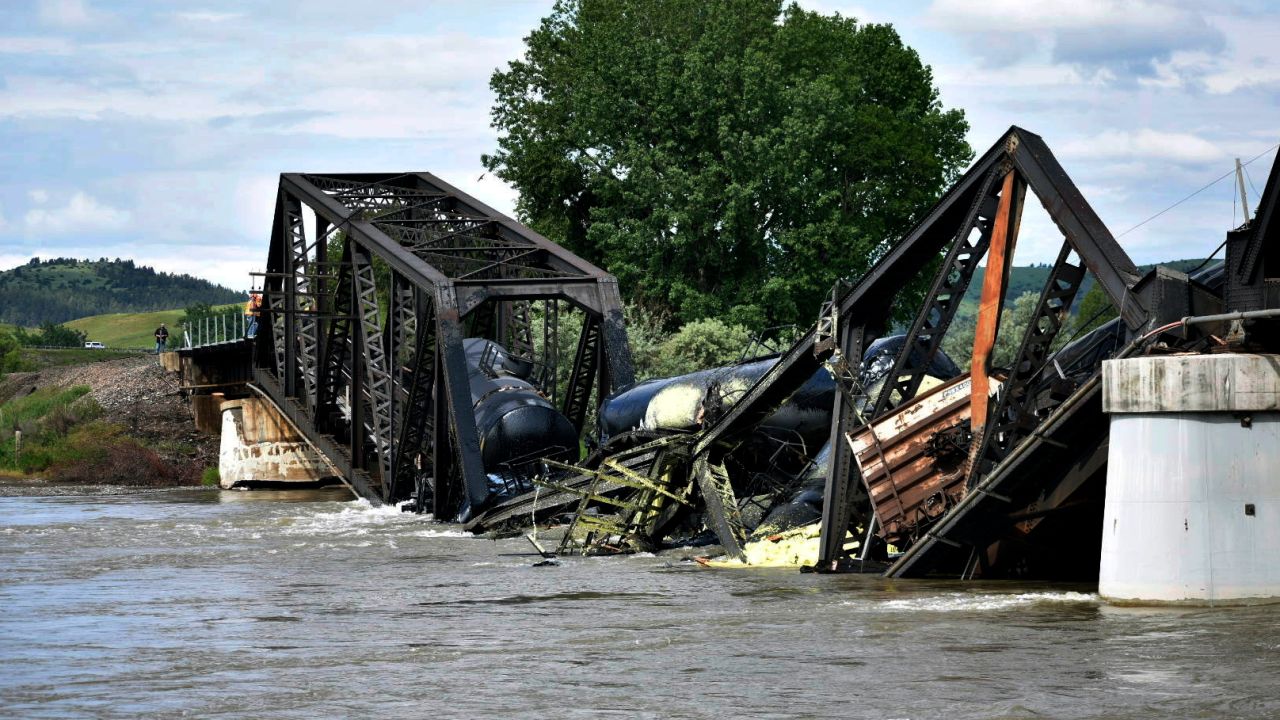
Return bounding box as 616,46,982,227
0,257,245,327
959,258,1214,321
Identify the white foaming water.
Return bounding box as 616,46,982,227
274,499,453,538
406,529,474,538
865,591,1098,613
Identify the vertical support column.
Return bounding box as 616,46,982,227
286,195,318,409
281,193,299,398
434,286,489,516
351,245,395,496
264,193,289,378
431,347,454,518
312,219,331,422
396,288,438,509
349,271,366,473
817,322,869,569
563,318,602,432
597,278,636,392
543,299,560,404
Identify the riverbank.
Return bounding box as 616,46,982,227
0,353,218,487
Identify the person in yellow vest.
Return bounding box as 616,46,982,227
245,292,262,338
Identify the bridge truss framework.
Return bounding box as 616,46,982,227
254,172,634,519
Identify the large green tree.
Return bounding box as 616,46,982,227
485,0,971,330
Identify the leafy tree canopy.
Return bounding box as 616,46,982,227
485,0,972,330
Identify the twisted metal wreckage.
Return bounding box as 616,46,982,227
249,126,1278,579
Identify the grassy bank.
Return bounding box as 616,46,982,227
0,385,199,485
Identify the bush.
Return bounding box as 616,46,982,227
201,466,221,486
46,440,198,486
0,328,34,376
651,318,753,378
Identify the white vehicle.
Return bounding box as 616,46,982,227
84,341,105,349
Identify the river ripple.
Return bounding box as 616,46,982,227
2,490,1279,719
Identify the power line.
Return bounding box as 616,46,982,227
1115,142,1280,240
1245,163,1261,200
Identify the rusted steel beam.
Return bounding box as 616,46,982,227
965,170,1024,477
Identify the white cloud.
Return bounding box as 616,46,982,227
0,36,75,55
1061,129,1225,165
23,191,131,235
930,0,1200,33
172,11,245,24
926,0,1224,75
0,31,518,146
37,0,93,28
28,189,49,204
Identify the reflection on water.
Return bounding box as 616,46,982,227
1,489,1279,719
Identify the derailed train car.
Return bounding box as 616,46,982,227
457,338,580,514
465,335,962,561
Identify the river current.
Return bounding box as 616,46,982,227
1,488,1278,719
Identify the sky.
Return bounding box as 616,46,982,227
0,0,1277,291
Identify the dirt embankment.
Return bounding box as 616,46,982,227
0,355,219,483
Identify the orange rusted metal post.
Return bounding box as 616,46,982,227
967,170,1024,470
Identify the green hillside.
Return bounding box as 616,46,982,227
0,257,245,327
66,305,241,349
959,258,1214,319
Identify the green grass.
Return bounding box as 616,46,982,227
201,466,221,486
65,304,240,349
0,385,95,471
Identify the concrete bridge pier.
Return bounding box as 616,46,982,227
218,398,337,490
1100,353,1280,605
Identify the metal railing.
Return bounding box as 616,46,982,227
183,313,254,349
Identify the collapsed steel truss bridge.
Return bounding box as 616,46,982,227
253,172,633,520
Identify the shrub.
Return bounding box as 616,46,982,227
652,318,753,378
201,466,221,486
46,440,196,486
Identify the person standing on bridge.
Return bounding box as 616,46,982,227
154,323,169,354
245,292,262,339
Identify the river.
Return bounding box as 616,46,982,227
1,488,1278,719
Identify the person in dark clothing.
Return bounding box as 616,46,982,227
154,323,169,353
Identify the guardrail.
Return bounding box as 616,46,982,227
184,313,252,349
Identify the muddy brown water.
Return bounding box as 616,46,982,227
2,488,1279,719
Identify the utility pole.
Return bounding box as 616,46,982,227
1236,157,1252,225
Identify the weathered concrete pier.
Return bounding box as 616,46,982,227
1101,353,1280,604
218,397,334,489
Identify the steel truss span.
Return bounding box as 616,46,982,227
254,172,634,521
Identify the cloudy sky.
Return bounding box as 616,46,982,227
0,0,1276,291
